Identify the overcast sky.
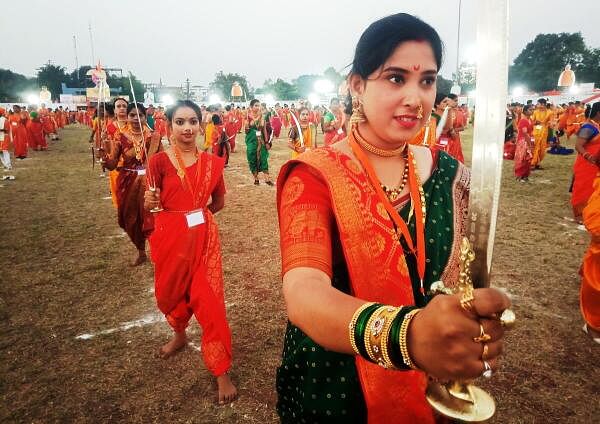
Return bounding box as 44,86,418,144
2,0,599,88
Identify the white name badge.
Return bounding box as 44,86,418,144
337,128,344,135
137,169,146,176
439,139,449,146
534,125,542,130
185,209,205,228
255,130,262,137
12,122,18,126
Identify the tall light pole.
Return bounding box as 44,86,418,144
88,21,96,65
73,36,79,81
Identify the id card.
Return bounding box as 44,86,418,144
534,125,542,130
137,169,146,176
337,128,344,135
185,209,205,228
255,130,262,137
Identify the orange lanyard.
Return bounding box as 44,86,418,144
173,146,203,208
348,130,427,294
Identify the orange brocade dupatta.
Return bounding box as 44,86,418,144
277,148,434,423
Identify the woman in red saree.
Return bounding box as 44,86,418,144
9,106,29,159
276,14,511,423
514,105,534,181
104,98,129,208
102,103,162,265
322,98,346,146
144,100,237,404
571,102,600,222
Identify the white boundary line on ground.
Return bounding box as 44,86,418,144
75,313,164,340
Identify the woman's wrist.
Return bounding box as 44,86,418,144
348,303,421,371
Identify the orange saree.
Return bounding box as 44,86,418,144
580,173,600,331
571,122,600,220
276,147,469,423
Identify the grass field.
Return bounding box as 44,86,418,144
0,124,598,423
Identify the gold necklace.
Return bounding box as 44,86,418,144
354,129,407,157
380,161,409,202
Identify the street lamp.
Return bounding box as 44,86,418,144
161,94,174,106
511,86,525,97
209,94,221,105
314,79,334,94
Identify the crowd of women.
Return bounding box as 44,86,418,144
1,11,598,421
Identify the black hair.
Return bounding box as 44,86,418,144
447,93,458,101
330,98,340,106
165,100,202,122
127,102,147,116
350,13,443,80
212,114,222,125
225,105,231,111
434,93,447,107
250,99,260,107
586,102,600,119
537,98,547,106
113,97,128,108
523,105,533,113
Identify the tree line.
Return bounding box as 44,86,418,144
2,31,598,103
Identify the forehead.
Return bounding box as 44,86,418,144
381,40,437,70
173,106,199,119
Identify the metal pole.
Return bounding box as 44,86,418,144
88,22,96,65
73,36,79,81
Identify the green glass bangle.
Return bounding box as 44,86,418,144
389,306,418,370
387,312,405,369
354,303,381,361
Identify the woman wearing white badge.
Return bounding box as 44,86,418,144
144,100,237,405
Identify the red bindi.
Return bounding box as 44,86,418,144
413,64,421,71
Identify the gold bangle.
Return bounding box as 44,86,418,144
369,306,402,368
380,306,403,369
348,302,376,355
364,305,388,362
399,308,422,370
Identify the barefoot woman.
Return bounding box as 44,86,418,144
144,100,237,404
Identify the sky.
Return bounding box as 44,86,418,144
2,0,599,89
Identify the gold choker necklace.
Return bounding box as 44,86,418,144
353,128,407,157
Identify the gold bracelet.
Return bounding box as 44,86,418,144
368,306,400,367
348,302,376,356
364,305,388,362
381,306,403,369
399,308,422,370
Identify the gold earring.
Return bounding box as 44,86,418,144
417,104,424,119
350,95,367,127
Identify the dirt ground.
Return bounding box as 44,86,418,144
0,124,598,423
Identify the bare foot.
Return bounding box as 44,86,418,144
159,331,187,359
216,374,238,404
131,251,147,266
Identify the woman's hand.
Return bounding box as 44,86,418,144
408,288,511,381
144,187,161,211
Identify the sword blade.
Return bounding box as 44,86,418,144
468,0,509,288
